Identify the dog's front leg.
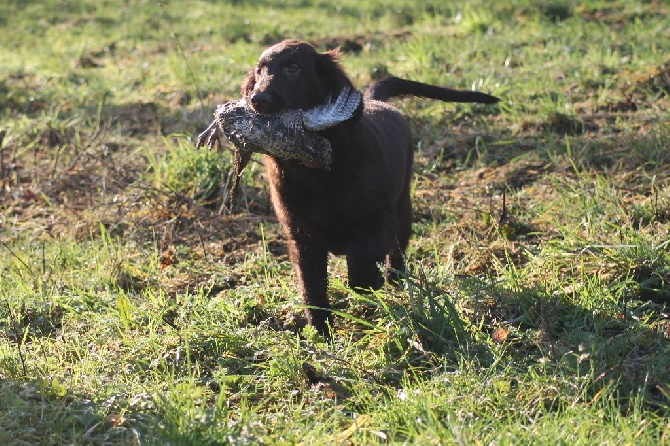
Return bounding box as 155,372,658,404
287,238,331,336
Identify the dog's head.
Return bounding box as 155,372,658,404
242,40,355,115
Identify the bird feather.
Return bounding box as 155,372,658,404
302,87,362,131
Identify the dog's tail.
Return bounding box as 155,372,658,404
365,76,499,104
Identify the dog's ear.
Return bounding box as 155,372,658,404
316,48,354,97
241,68,256,98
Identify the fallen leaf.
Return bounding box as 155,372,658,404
106,414,126,427
492,326,509,344
160,246,176,269
336,414,372,442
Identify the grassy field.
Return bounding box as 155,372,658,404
1,0,669,444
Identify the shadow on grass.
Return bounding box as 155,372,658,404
331,263,669,413
456,275,670,413
0,378,157,444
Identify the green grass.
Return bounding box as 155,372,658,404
1,0,670,444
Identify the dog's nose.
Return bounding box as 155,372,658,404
250,91,274,114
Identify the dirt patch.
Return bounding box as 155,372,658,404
102,102,161,136
588,60,670,115
576,4,667,29
520,112,594,136
313,29,412,54
622,61,670,98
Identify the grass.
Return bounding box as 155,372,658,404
1,0,670,444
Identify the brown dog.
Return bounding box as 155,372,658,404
241,39,498,335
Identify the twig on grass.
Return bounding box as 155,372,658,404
304,342,384,384
0,130,6,194
3,299,29,377
158,1,207,118
0,239,34,276
498,186,507,225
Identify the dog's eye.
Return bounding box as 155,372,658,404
283,63,301,75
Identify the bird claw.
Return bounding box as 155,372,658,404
195,120,221,150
